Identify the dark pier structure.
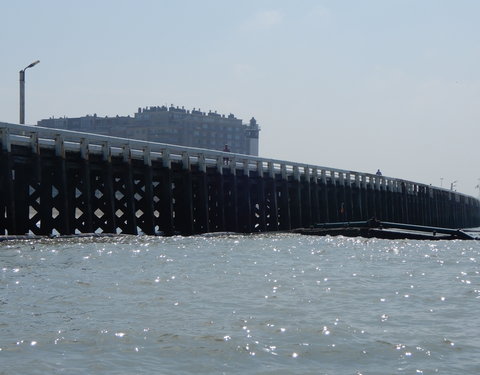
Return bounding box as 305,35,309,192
1,122,479,236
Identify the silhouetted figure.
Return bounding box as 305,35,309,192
376,169,382,176
223,144,230,165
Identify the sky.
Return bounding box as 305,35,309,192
1,0,479,197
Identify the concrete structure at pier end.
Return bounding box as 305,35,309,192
37,105,260,156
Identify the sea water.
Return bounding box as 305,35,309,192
1,233,479,374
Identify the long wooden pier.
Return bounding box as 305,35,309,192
1,121,479,236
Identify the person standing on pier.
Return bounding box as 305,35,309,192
223,144,230,165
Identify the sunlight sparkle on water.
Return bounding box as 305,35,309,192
1,233,479,374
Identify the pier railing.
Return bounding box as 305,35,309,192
0,121,469,196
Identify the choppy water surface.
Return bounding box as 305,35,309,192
1,233,480,374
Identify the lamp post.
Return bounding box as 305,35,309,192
19,60,40,124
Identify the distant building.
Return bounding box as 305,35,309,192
37,105,260,156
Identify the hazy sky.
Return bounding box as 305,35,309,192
1,0,479,196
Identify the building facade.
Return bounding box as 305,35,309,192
37,105,260,155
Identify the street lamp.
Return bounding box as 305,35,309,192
19,60,40,124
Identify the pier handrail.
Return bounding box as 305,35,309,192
0,121,476,200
